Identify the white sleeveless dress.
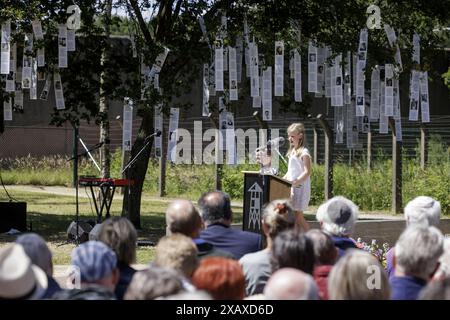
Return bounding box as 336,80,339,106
285,148,311,211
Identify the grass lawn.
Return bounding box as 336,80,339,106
0,189,269,265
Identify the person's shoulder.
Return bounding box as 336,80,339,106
239,229,262,239
240,250,267,264
301,147,311,157
206,247,235,260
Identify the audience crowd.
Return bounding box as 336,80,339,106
0,191,449,300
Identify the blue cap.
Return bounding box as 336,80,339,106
71,241,117,282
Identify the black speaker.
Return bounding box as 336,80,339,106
0,202,27,233
66,220,93,243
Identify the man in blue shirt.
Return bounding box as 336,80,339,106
199,190,263,260
390,225,443,300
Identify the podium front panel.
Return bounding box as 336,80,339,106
242,173,269,234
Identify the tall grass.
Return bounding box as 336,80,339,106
2,136,449,213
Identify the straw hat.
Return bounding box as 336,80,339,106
0,243,48,299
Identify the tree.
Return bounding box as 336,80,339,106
120,0,449,227
2,1,449,228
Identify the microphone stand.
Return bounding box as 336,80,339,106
63,139,104,246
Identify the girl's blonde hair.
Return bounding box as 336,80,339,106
286,123,307,157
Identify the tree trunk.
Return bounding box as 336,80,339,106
122,108,154,228
0,87,4,134
99,0,112,179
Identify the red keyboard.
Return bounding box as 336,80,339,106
79,177,133,187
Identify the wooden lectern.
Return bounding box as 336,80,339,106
242,171,292,234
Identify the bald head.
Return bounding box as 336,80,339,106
264,268,318,300
166,199,202,238
198,191,232,225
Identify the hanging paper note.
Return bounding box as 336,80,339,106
384,64,394,116
356,29,368,116
3,99,12,121
332,54,343,107
294,49,302,102
220,15,228,72
370,67,380,120
148,47,170,81
22,34,33,89
167,108,180,162
214,41,224,91
202,64,210,116
412,33,420,64
344,52,351,105
420,71,430,123
308,41,318,93
325,48,332,98
274,41,284,96
154,105,163,157
5,44,16,92
244,19,250,78
316,47,325,97
408,70,420,121
53,72,65,109
225,112,236,165
40,74,51,100
1,20,11,75
122,98,133,151
208,61,216,96
14,90,23,111
250,42,260,97
262,66,272,121
229,46,238,101
236,36,243,83
379,82,388,134
335,105,344,144
30,58,37,100
58,25,68,68
67,30,76,52
32,19,44,40
362,109,370,133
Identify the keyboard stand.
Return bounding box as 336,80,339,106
87,183,117,223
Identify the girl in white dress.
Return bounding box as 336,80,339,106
283,123,311,231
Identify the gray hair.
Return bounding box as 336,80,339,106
404,196,441,227
154,234,199,278
433,238,450,280
15,233,53,276
198,191,232,225
164,290,212,300
98,217,137,265
262,199,296,240
395,225,444,280
306,229,337,265
328,249,390,300
124,267,184,300
419,277,450,300
263,268,318,300
165,199,201,237
316,196,359,237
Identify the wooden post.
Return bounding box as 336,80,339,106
209,113,222,190
313,125,318,165
367,131,372,171
389,118,402,214
73,126,78,188
117,116,131,195
420,125,428,170
159,128,166,197
253,110,268,139
317,114,333,200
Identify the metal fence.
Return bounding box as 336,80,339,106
1,114,449,165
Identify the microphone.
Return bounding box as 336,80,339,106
257,137,285,150
144,130,162,141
